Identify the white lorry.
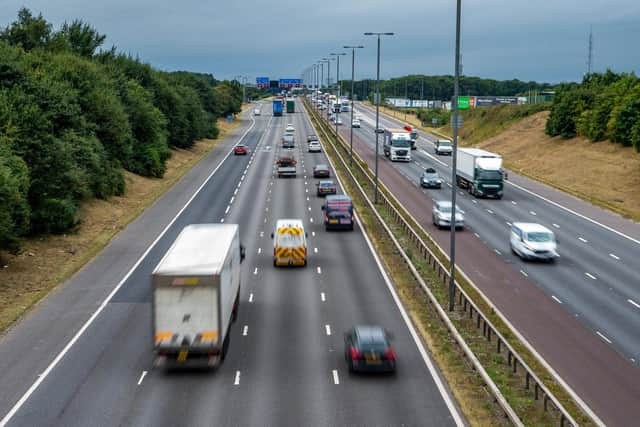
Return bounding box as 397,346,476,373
383,128,412,162
152,224,245,368
455,148,504,199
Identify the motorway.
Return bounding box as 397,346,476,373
321,101,640,425
0,101,462,426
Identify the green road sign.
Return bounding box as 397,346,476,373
458,96,471,109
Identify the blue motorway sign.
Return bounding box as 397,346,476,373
256,77,269,88
278,78,302,88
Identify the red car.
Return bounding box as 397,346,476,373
234,144,248,155
313,164,330,178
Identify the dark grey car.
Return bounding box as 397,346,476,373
344,326,396,373
420,168,442,189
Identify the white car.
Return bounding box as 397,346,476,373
432,200,464,229
308,141,322,153
352,119,361,128
510,222,559,262
434,139,453,155
253,109,261,116
285,124,295,133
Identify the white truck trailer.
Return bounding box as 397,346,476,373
152,224,245,368
455,148,504,199
383,128,412,161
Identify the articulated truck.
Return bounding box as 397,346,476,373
455,148,504,199
286,98,295,113
152,224,245,368
383,128,412,162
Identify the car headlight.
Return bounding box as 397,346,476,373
436,180,442,184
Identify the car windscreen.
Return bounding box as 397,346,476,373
357,337,387,352
276,232,304,248
438,140,452,147
526,232,553,243
477,169,502,180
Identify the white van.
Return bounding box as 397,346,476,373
510,222,559,261
271,219,308,267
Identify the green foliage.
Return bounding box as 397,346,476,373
546,70,640,149
0,8,242,251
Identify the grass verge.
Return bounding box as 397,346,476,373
307,100,593,426
0,110,247,334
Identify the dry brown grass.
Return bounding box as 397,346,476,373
0,113,245,333
477,111,640,220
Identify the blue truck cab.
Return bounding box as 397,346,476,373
273,99,283,116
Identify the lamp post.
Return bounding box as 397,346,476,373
344,45,364,166
449,0,462,311
331,52,346,137
322,57,335,120
364,32,394,204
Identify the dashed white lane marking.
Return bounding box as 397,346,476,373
486,209,494,214
506,221,512,226
305,181,308,185
494,249,501,255
260,231,264,237
257,248,262,254
308,206,312,211
553,223,560,228
585,272,597,280
511,200,517,205
312,231,316,237
220,218,225,223
596,331,612,344
137,371,148,386
474,232,480,238
325,325,332,336
314,247,318,254
332,369,340,385
552,295,563,304
243,325,248,336
230,196,235,204
446,183,452,187
317,266,322,274
307,197,310,201
234,371,241,385
520,270,528,277
253,267,258,275
249,293,254,303
234,188,238,196
265,207,269,212
627,299,640,309
321,292,326,302
578,237,588,243
530,211,537,216
225,206,230,214
472,200,477,204
609,253,620,260
310,217,314,223
306,189,309,193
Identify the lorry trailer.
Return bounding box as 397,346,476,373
273,99,283,116
455,148,504,199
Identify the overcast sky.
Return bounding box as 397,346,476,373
2,1,639,84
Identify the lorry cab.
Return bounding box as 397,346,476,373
322,195,354,230
383,128,412,162
272,219,307,267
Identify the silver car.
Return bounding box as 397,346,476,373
432,200,464,229
510,222,559,262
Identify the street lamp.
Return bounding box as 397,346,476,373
344,45,364,165
449,0,462,311
364,32,394,204
322,57,335,119
331,52,346,137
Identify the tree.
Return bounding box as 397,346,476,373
0,7,52,51
57,19,106,57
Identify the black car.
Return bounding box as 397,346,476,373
420,167,442,189
313,164,330,178
344,326,396,373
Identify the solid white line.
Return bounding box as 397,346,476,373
234,371,241,385
257,248,261,254
520,270,528,277
628,299,640,309
609,253,620,260
325,325,331,336
242,325,248,336
552,295,563,304
585,272,597,280
578,237,588,243
317,266,321,274
249,293,254,303
596,331,612,344
507,180,640,246
307,103,464,425
225,205,230,214
137,371,148,386
253,267,258,275
332,369,340,385
0,112,259,427
321,292,326,302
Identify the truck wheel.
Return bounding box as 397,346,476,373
232,292,239,323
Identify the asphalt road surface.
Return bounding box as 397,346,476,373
0,102,463,427
320,101,640,426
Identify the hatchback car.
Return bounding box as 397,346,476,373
313,164,330,178
352,119,361,128
307,134,319,143
420,168,442,189
233,143,248,155
510,222,559,262
344,326,396,373
308,141,322,153
432,200,464,229
253,109,261,116
316,180,336,196
285,124,295,133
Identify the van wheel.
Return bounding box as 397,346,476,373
273,259,277,267
303,259,307,267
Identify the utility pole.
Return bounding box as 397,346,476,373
449,0,462,312
344,45,364,165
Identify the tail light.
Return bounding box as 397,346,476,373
349,346,362,360
384,347,396,361
325,214,329,221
